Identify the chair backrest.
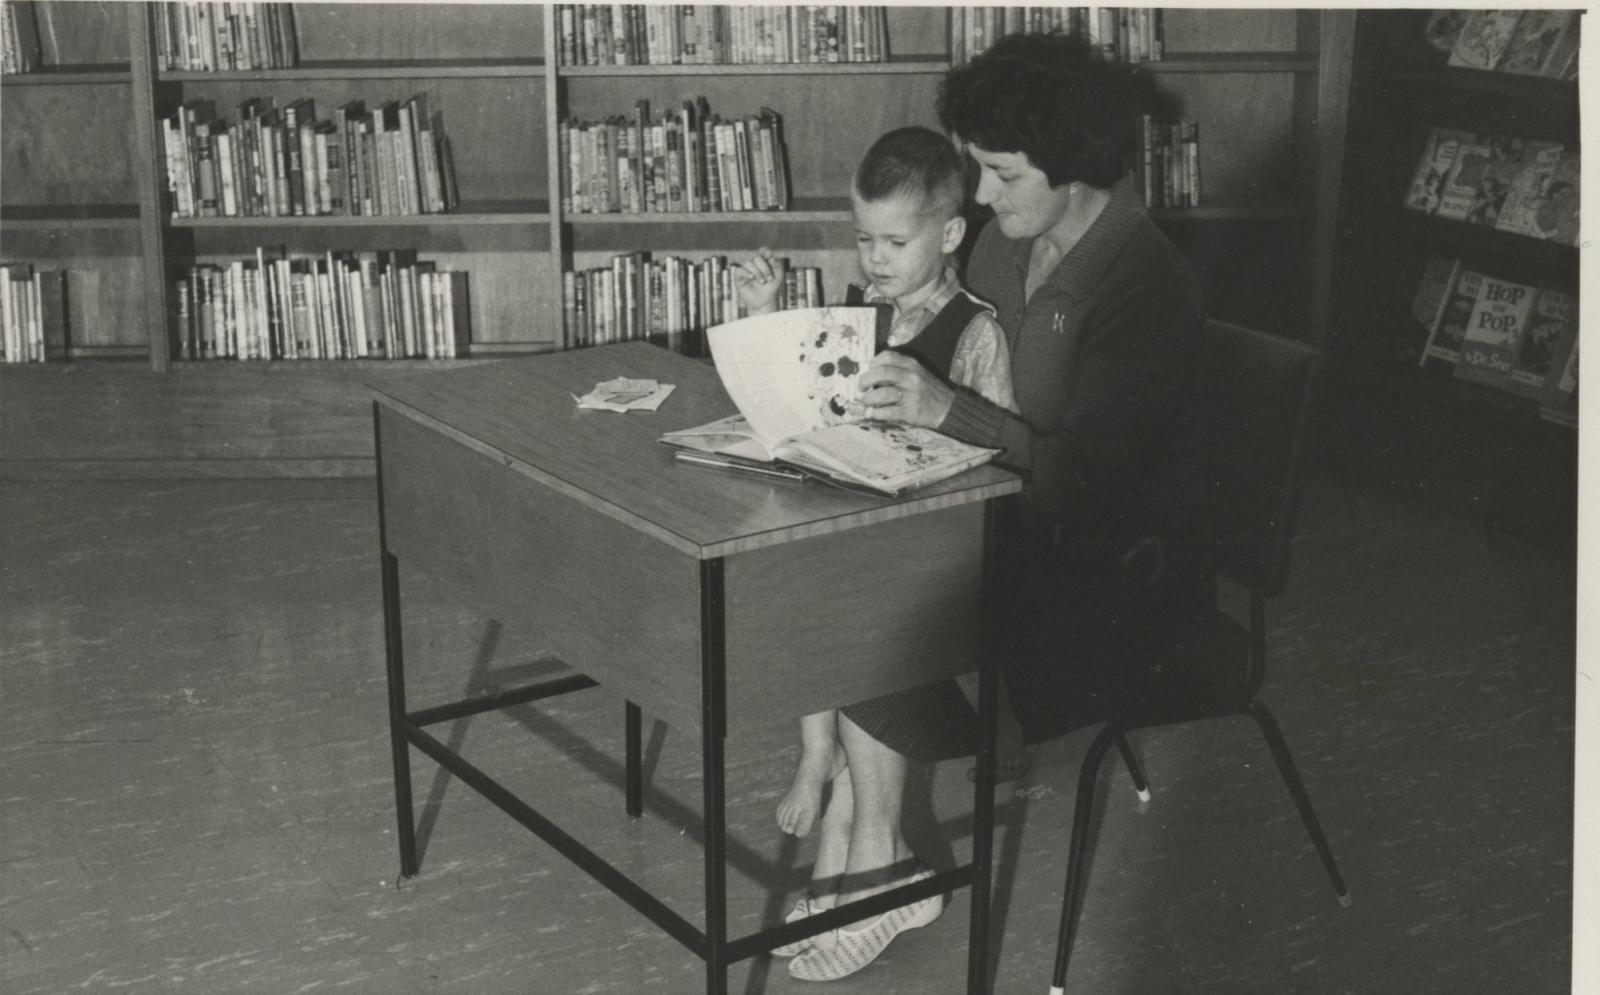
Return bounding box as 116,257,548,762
1199,319,1323,599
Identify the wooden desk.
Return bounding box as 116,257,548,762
371,341,1021,994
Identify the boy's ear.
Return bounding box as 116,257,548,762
941,215,967,255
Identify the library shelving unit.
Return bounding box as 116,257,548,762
0,2,146,360
1326,10,1579,542
0,4,1354,476
550,7,1355,352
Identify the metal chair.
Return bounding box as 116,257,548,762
1047,319,1350,995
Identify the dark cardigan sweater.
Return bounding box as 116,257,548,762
942,178,1212,569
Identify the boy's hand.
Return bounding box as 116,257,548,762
860,351,954,429
732,248,785,315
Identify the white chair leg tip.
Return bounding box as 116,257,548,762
1136,787,1151,803
1338,893,1353,908
1049,986,1066,995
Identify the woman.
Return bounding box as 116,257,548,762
783,33,1215,982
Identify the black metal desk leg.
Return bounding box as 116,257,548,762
381,549,419,877
967,501,1000,995
700,558,728,995
373,404,419,879
625,701,643,818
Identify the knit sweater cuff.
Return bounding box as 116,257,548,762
940,391,1006,448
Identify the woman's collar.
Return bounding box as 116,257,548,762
1028,177,1145,303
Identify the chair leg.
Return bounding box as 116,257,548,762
1244,701,1351,906
1115,734,1151,802
1050,725,1122,995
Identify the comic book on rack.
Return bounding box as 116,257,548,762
1454,274,1539,389
659,306,1001,496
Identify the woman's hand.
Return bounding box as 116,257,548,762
859,351,955,428
732,247,784,316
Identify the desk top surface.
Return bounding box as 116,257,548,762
371,342,1021,559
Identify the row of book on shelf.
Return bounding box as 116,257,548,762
1426,8,1580,80
952,7,1164,64
163,94,457,219
1404,128,1579,246
557,5,890,66
1136,116,1199,210
0,265,68,364
154,2,298,72
563,253,822,353
173,250,469,362
1411,254,1576,425
562,101,789,215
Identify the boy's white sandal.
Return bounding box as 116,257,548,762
785,869,944,981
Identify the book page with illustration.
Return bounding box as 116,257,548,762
661,307,1000,495
705,306,877,453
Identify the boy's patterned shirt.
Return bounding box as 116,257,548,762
860,264,1019,413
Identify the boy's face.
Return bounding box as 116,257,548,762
850,190,962,306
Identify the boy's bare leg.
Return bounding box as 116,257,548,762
833,712,915,915
778,709,838,837
808,758,853,908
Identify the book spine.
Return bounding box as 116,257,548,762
175,274,193,361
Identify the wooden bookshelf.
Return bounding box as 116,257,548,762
1,4,1355,477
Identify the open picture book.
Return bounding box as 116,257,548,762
659,306,1002,496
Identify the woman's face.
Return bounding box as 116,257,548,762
966,144,1073,240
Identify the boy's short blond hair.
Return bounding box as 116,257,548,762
852,126,966,221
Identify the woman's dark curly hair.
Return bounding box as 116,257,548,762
938,32,1143,190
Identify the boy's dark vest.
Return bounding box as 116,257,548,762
845,284,987,381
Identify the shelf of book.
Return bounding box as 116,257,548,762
168,202,553,227
565,199,851,224
1,64,131,83
1151,203,1304,222
558,56,949,77
554,51,1319,79
157,59,546,82
2,204,142,228
561,203,1307,225
1142,52,1317,73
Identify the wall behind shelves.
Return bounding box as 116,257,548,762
1161,9,1300,51
28,0,129,64
0,87,137,205
282,3,543,61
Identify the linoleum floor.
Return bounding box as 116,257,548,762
0,472,1574,994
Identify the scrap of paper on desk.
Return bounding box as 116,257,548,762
572,377,676,412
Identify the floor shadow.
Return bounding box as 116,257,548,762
411,618,505,865
406,618,1032,991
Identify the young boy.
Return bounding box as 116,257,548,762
732,126,1026,851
